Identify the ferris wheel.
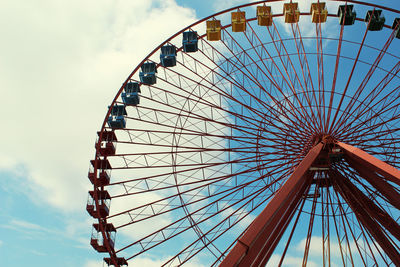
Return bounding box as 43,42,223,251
86,1,400,266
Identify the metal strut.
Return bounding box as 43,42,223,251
337,142,400,186
220,143,323,266
221,141,400,266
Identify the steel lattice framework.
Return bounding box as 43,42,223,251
87,1,400,266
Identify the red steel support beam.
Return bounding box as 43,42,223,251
338,142,400,186
332,171,400,265
220,143,323,267
333,170,400,242
253,173,313,267
346,156,400,211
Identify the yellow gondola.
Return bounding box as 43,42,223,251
257,5,273,26
232,11,246,32
283,2,300,23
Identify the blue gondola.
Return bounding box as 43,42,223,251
160,45,177,67
107,116,126,129
182,31,198,53
107,105,127,129
392,18,400,38
338,5,356,26
122,82,140,105
365,10,385,31
139,62,157,85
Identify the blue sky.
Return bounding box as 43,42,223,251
1,0,400,266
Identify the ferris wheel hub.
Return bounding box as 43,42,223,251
307,136,344,172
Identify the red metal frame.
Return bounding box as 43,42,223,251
88,1,400,266
338,142,400,185
346,156,400,210
332,169,400,265
220,143,323,266
333,170,400,241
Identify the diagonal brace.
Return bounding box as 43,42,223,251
332,169,400,242
346,156,400,211
338,142,400,186
332,170,400,265
220,143,323,267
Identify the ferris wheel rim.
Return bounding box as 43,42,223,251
89,1,400,266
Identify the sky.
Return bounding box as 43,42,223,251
1,0,400,266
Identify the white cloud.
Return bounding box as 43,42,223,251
293,235,371,266
85,255,206,267
0,154,18,171
295,235,352,259
9,219,45,231
108,189,173,241
0,216,97,256
84,260,103,267
30,249,47,256
267,254,319,267
213,0,247,12
130,257,169,267
130,255,206,267
212,0,261,12
0,218,55,243
0,0,197,212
